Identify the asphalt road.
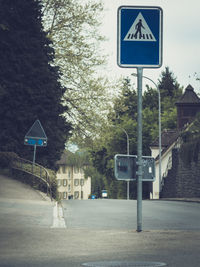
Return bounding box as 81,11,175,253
63,199,200,231
0,174,200,267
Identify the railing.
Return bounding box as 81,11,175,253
11,157,52,200
160,154,172,190
160,136,182,191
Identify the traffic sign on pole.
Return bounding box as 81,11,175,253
116,5,163,232
114,154,137,181
24,120,47,147
117,6,163,68
24,120,47,164
114,154,155,181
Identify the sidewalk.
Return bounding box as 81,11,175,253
160,197,200,203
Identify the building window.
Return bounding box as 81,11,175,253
74,167,79,173
80,179,84,186
80,168,84,174
74,191,79,199
57,179,61,186
74,179,79,186
63,179,67,186
63,192,67,199
68,185,71,192
68,170,71,178
62,165,66,173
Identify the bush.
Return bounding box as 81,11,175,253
180,138,200,166
0,152,18,168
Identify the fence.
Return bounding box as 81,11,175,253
11,156,52,200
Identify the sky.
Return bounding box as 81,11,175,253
100,0,200,92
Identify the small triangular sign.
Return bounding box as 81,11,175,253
25,120,47,140
124,12,156,42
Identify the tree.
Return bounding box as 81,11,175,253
41,0,111,144
158,66,182,99
158,67,183,132
0,0,71,169
89,69,183,199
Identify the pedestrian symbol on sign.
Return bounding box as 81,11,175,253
124,12,156,42
134,19,145,39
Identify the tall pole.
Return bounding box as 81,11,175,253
33,144,36,165
132,73,162,196
115,127,130,200
137,67,143,232
121,128,129,155
141,76,162,195
121,128,130,200
158,89,162,194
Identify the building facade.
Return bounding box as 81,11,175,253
56,151,91,200
150,85,200,199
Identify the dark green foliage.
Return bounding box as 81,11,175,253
89,68,183,199
158,66,182,99
0,152,18,168
180,140,200,166
62,149,90,168
85,166,105,198
0,0,71,169
11,168,57,199
143,85,158,110
180,113,200,165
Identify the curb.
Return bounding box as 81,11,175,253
51,202,66,228
159,198,200,203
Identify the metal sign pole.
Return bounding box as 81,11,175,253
33,144,36,165
127,180,130,200
137,67,143,232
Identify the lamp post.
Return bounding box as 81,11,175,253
132,73,162,196
121,128,130,155
121,128,130,200
113,126,130,199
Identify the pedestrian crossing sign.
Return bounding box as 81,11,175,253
124,13,156,42
117,6,163,68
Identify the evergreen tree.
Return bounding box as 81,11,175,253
0,0,71,169
158,66,182,99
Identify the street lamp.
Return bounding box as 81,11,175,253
132,73,162,196
112,125,130,200
120,128,130,155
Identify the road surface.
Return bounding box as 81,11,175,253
0,174,200,267
63,198,200,230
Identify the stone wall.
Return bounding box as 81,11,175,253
161,148,200,198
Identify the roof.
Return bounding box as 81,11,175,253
56,150,74,165
176,85,200,105
150,129,179,148
150,129,180,161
